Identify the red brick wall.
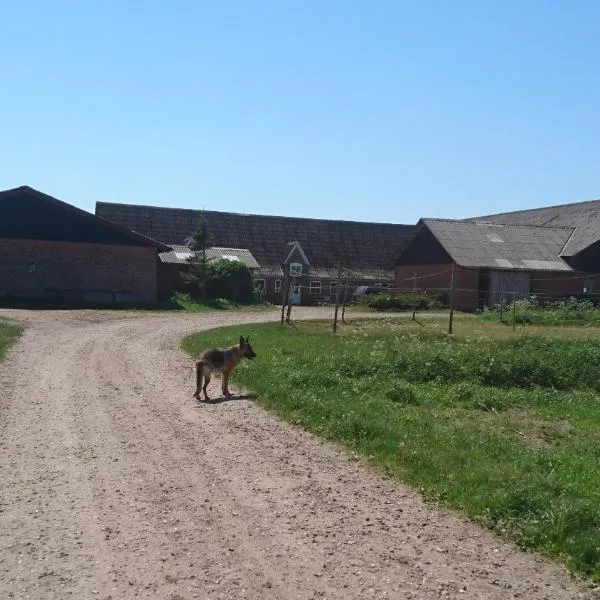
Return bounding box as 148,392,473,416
395,263,479,312
0,239,158,303
530,271,584,298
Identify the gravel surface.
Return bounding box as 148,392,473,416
0,307,596,600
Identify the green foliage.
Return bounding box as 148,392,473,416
180,214,213,299
182,319,600,581
360,291,443,311
0,319,24,362
206,259,257,303
482,296,600,326
171,291,271,312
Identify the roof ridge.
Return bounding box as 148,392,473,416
423,217,574,231
95,201,412,228
475,197,600,220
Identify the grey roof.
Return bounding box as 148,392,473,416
470,198,600,257
422,219,574,271
95,201,414,272
160,245,260,268
0,186,170,251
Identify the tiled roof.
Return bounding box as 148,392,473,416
95,202,415,271
422,219,574,271
1,186,170,251
469,198,600,257
160,245,260,268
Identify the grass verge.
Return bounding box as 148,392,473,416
182,316,600,582
0,319,24,362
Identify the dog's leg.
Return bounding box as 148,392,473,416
222,371,231,396
193,361,203,400
202,367,211,401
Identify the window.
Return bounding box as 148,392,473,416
330,281,338,298
27,262,36,273
310,281,321,296
255,279,266,294
290,263,302,277
274,279,282,293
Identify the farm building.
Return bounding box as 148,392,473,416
95,202,415,304
157,245,260,301
396,207,600,311
0,186,169,304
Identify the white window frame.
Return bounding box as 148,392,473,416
310,281,322,296
274,279,282,293
290,263,303,277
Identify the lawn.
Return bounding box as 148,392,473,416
182,315,600,582
0,318,24,362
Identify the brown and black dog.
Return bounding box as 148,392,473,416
193,336,256,401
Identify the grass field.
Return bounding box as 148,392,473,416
0,319,24,362
182,315,600,581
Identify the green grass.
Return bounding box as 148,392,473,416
0,319,24,362
182,317,600,582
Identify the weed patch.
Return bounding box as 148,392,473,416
0,319,24,362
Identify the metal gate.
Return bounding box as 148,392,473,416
488,270,531,306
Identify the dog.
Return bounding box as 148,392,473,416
193,336,256,401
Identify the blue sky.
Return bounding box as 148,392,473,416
1,1,599,224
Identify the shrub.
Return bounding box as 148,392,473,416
361,291,443,311
205,259,256,303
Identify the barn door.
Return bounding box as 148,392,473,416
488,270,531,305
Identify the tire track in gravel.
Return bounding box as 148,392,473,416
0,308,597,600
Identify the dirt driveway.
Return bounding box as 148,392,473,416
0,308,595,599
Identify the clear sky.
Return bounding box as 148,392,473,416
1,1,599,224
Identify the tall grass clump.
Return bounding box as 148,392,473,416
0,319,24,362
360,291,443,311
182,320,600,581
481,296,600,326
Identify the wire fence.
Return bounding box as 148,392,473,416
277,266,600,334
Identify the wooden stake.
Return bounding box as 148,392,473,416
448,261,456,335
333,263,342,333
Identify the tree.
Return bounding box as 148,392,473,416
181,214,213,300
206,259,255,303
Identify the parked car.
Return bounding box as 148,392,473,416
351,286,388,303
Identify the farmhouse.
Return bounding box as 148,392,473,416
95,202,415,304
396,199,600,312
0,186,169,304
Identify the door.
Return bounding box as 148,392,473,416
290,284,302,305
488,270,531,305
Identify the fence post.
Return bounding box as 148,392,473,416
448,261,456,334
333,263,342,334
341,272,351,324
280,273,289,325
512,291,517,331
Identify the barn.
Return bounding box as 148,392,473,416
0,186,169,304
95,201,415,305
395,216,600,312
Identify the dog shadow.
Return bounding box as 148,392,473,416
195,392,257,406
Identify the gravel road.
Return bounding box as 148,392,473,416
0,308,595,599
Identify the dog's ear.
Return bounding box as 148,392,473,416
246,336,250,343
239,335,245,346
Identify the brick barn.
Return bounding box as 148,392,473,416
396,212,600,312
95,202,415,305
0,186,169,304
